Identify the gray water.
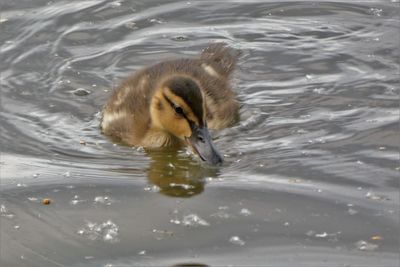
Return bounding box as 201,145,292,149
1,1,399,266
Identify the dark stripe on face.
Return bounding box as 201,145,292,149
163,93,192,124
164,77,204,126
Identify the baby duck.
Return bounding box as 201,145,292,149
101,43,240,165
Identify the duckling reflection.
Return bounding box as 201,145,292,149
146,148,219,198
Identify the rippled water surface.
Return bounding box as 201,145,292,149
1,0,399,266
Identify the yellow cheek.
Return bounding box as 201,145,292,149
170,117,192,138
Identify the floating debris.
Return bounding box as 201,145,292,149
78,220,119,243
14,225,20,230
1,204,15,219
79,140,86,145
229,236,245,246
355,240,378,251
42,198,51,205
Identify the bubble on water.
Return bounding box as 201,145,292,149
28,197,39,202
170,218,181,225
32,173,40,178
229,236,245,246
305,74,313,80
182,214,210,227
14,225,20,230
315,232,328,238
94,196,113,205
355,240,378,251
144,185,160,193
239,208,252,216
78,220,119,243
63,171,71,177
138,250,146,255
369,8,383,17
172,36,189,42
70,195,85,205
71,88,91,96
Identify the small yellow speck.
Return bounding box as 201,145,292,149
42,198,51,205
371,235,382,240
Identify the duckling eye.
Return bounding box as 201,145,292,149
174,106,184,115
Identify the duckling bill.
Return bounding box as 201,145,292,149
101,43,240,165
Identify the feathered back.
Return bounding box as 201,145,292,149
200,43,241,77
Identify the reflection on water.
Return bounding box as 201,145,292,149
1,0,399,266
146,148,219,198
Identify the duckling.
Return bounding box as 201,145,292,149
101,43,240,165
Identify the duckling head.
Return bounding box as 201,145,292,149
150,76,223,165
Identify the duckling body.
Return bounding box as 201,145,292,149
101,43,240,164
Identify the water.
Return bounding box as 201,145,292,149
1,0,399,266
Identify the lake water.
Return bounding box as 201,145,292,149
1,0,399,266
